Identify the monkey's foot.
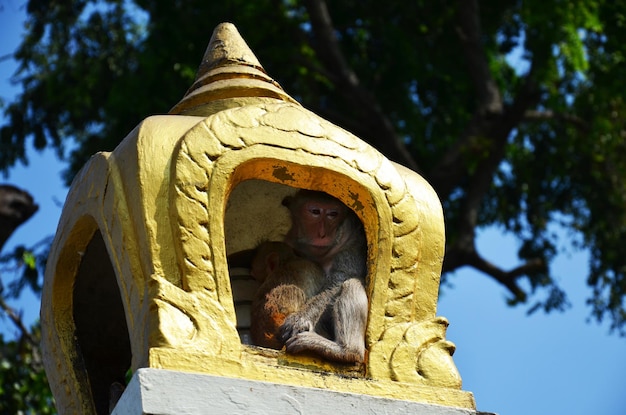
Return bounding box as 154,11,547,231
285,331,363,364
279,315,314,343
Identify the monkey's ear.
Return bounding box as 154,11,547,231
266,252,281,273
282,195,294,208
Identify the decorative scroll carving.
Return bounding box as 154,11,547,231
369,317,462,388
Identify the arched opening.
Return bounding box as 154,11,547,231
73,230,132,414
223,156,378,352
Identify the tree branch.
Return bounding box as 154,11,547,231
467,252,545,302
431,3,545,284
444,244,545,302
303,0,359,91
524,110,589,132
455,0,502,113
428,0,503,198
0,295,39,349
441,73,542,273
302,0,420,171
0,53,14,63
429,0,543,201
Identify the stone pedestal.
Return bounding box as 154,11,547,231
113,368,479,415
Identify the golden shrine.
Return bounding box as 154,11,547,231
40,23,475,414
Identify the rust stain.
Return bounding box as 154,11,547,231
271,165,295,182
348,190,364,212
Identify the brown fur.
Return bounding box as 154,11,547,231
250,241,325,349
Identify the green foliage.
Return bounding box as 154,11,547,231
3,0,626,326
0,237,51,299
2,0,626,410
0,240,52,412
0,328,56,415
1,2,626,407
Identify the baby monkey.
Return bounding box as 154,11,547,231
250,241,325,349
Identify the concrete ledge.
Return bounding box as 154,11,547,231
112,368,480,415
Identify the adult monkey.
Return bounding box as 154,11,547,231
279,190,368,364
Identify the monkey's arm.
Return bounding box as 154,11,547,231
279,284,341,342
280,243,366,340
327,246,367,285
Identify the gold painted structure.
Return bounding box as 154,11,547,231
41,23,475,414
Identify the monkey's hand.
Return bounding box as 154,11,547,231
280,284,341,342
279,312,314,342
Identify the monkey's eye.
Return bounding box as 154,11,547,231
308,207,322,216
327,210,339,219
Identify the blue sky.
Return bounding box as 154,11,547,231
1,4,625,414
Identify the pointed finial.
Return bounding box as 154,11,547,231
169,23,299,115
200,22,262,70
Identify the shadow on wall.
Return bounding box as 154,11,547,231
73,230,131,415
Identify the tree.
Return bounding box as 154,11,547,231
1,0,625,368
0,184,54,414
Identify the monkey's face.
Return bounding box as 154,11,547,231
295,199,347,253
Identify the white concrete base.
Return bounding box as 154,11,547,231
112,368,483,415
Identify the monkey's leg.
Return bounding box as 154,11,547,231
332,278,368,360
284,331,359,363
279,284,341,342
284,279,367,363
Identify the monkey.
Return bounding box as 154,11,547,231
279,189,368,364
250,241,325,349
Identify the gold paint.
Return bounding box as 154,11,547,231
41,23,475,414
169,22,299,116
